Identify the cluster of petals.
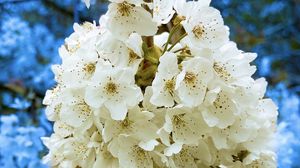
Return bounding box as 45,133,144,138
43,0,278,167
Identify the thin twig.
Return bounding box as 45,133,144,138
167,33,187,52
173,46,187,53
162,24,182,54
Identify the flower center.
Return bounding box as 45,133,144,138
133,145,147,159
192,25,205,39
232,150,250,162
83,63,96,74
104,81,119,95
128,49,140,64
77,102,92,117
117,2,133,17
172,114,185,126
72,142,88,159
178,147,189,157
164,79,175,93
184,72,196,84
213,62,231,82
212,91,231,113
120,118,133,128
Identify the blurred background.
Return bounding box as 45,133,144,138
0,0,299,167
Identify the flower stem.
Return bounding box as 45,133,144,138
142,36,154,48
162,24,182,55
173,47,187,53
167,32,188,52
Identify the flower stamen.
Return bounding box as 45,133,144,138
184,72,196,84
117,2,133,17
164,79,175,93
104,81,119,95
192,25,205,39
83,63,96,74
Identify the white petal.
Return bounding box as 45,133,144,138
157,128,170,146
102,120,121,142
105,101,128,120
211,130,228,149
107,3,158,39
164,142,183,156
121,86,143,107
183,7,229,49
150,90,174,107
163,115,173,133
54,121,73,137
153,0,175,24
85,86,105,108
139,140,159,151
202,110,219,127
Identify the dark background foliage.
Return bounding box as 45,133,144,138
0,0,299,167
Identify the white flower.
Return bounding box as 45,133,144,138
247,99,278,129
182,6,229,49
243,103,277,154
44,86,63,121
150,52,179,107
115,135,155,168
174,0,211,19
212,42,257,86
60,49,99,88
63,22,100,55
102,107,158,145
96,31,143,72
51,64,64,84
85,66,143,120
106,2,158,39
234,78,267,107
163,106,211,145
175,57,213,107
153,0,175,24
53,121,74,138
93,145,119,168
201,88,237,129
72,22,99,38
209,118,258,150
61,133,98,168
59,89,95,131
168,142,212,168
42,134,68,167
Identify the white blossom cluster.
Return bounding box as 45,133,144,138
42,0,278,167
